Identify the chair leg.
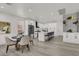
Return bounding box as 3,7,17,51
26,44,30,51
30,40,34,45
6,44,16,53
15,44,20,50
31,40,34,45
6,45,9,53
21,46,24,53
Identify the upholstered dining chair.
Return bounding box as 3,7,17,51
5,35,33,53
5,35,24,53
18,35,31,53
5,37,17,53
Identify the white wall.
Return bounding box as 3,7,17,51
24,20,28,35
38,14,63,36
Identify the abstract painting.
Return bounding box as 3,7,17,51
63,12,79,33
0,21,10,34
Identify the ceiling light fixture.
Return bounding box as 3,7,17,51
50,12,53,16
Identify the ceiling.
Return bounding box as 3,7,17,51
0,3,79,23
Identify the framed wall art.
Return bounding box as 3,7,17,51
0,21,11,34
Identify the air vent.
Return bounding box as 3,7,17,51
58,8,66,15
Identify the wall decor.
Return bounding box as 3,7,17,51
0,21,10,34
17,25,23,34
73,20,78,24
63,12,79,32
67,29,72,32
67,16,72,20
67,16,75,20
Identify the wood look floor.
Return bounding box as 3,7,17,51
1,36,79,56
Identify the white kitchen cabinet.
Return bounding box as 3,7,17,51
38,32,45,41
63,32,79,44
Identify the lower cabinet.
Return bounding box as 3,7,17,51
63,33,79,44
38,32,45,41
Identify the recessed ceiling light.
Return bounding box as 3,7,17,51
39,16,42,18
50,12,53,16
0,6,4,8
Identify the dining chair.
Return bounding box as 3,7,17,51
5,36,23,53
5,37,17,53
18,35,30,53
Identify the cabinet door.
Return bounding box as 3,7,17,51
63,33,74,43
74,33,79,43
38,32,45,41
63,33,70,42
